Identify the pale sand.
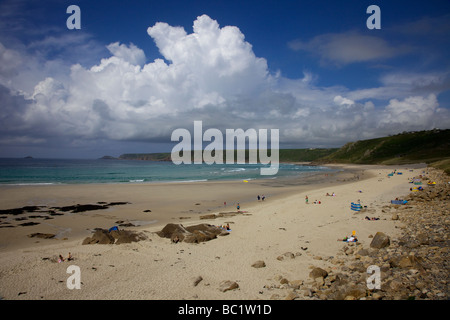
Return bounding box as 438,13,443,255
0,164,425,300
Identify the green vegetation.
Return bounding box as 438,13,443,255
429,158,450,175
278,148,339,162
318,129,450,168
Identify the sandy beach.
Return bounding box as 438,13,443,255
0,163,430,300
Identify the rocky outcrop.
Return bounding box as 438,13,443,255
82,228,148,245
156,223,229,243
370,232,390,249
0,202,130,217
309,267,328,280
82,229,115,245
27,232,56,239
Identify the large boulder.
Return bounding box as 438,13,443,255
370,232,390,249
82,229,115,245
156,223,190,242
343,284,367,300
309,267,328,279
157,223,227,243
390,255,425,271
82,228,147,245
110,229,148,244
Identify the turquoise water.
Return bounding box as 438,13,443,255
0,158,333,185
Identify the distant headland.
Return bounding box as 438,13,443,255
98,129,449,173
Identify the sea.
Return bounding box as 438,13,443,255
0,158,334,185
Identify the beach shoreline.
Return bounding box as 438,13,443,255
0,162,439,300
0,163,360,252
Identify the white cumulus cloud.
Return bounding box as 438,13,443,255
106,42,146,66
0,14,449,156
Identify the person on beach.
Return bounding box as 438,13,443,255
338,236,358,242
58,254,65,263
257,195,260,201
262,195,265,201
305,196,308,204
237,203,240,211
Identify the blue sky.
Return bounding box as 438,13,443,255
0,0,449,158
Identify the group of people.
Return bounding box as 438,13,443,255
305,196,322,204
220,223,231,231
58,252,73,263
223,194,268,212
305,192,336,204
223,202,242,211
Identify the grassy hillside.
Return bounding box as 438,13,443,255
278,148,338,162
319,129,450,166
429,158,450,175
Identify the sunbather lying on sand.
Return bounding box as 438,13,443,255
338,236,358,242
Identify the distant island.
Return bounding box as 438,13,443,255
119,153,172,161
99,155,118,160
24,156,33,159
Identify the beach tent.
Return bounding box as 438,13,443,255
109,226,119,232
351,202,362,211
